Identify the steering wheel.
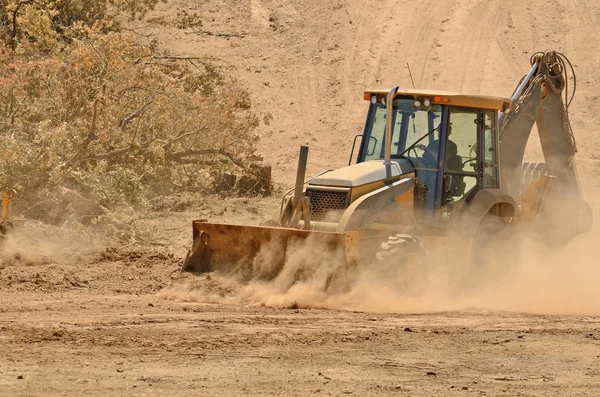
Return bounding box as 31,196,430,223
408,147,421,167
462,157,477,167
468,144,478,158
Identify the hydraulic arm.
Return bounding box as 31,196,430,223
499,51,591,240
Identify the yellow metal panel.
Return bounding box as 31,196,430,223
349,180,386,203
349,172,415,204
395,173,415,209
183,221,347,277
365,88,511,110
344,231,361,265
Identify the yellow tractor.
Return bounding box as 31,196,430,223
182,51,591,287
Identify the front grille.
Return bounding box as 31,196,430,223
305,188,349,222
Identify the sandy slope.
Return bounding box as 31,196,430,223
139,0,600,193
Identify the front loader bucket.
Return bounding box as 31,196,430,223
182,221,352,282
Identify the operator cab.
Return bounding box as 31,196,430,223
356,89,510,220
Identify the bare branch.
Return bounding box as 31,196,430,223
193,30,246,38
153,55,221,67
83,138,156,163
120,100,154,132
88,41,109,71
166,158,231,166
164,127,204,147
121,26,154,38
63,97,101,169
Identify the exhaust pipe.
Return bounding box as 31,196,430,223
290,145,310,229
384,86,399,164
293,145,309,209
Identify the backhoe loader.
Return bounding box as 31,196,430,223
182,51,591,287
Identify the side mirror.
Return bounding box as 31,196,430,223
366,136,377,156
348,134,363,166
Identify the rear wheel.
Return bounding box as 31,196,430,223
461,215,521,288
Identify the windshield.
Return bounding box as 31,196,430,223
359,98,442,162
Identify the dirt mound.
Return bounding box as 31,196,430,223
0,251,180,294
136,0,600,191
97,248,178,267
0,224,181,293
159,273,242,303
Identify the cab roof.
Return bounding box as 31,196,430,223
364,88,511,111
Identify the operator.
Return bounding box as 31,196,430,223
416,124,460,170
416,124,464,204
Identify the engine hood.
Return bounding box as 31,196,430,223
309,159,415,188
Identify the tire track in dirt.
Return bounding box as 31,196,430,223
332,0,455,160
337,0,454,93
557,0,600,119
421,0,510,93
250,0,271,30
141,0,600,187
554,0,600,209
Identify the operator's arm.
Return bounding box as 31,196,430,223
416,144,436,157
416,142,438,167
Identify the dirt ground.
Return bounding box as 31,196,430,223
4,289,600,396
3,0,600,395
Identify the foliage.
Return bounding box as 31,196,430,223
0,20,264,221
0,0,166,50
174,9,202,30
108,0,166,21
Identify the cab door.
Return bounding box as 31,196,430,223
440,108,498,214
481,110,499,189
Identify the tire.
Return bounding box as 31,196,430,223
0,219,13,238
373,233,429,293
324,234,429,295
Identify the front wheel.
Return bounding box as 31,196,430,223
0,219,13,238
373,233,429,294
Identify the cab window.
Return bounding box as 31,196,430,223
443,109,480,205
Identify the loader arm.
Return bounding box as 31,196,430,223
499,51,591,240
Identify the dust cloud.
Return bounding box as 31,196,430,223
160,220,600,316
159,234,341,309
337,234,600,316
0,221,101,268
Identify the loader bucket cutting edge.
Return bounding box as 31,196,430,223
182,221,350,281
